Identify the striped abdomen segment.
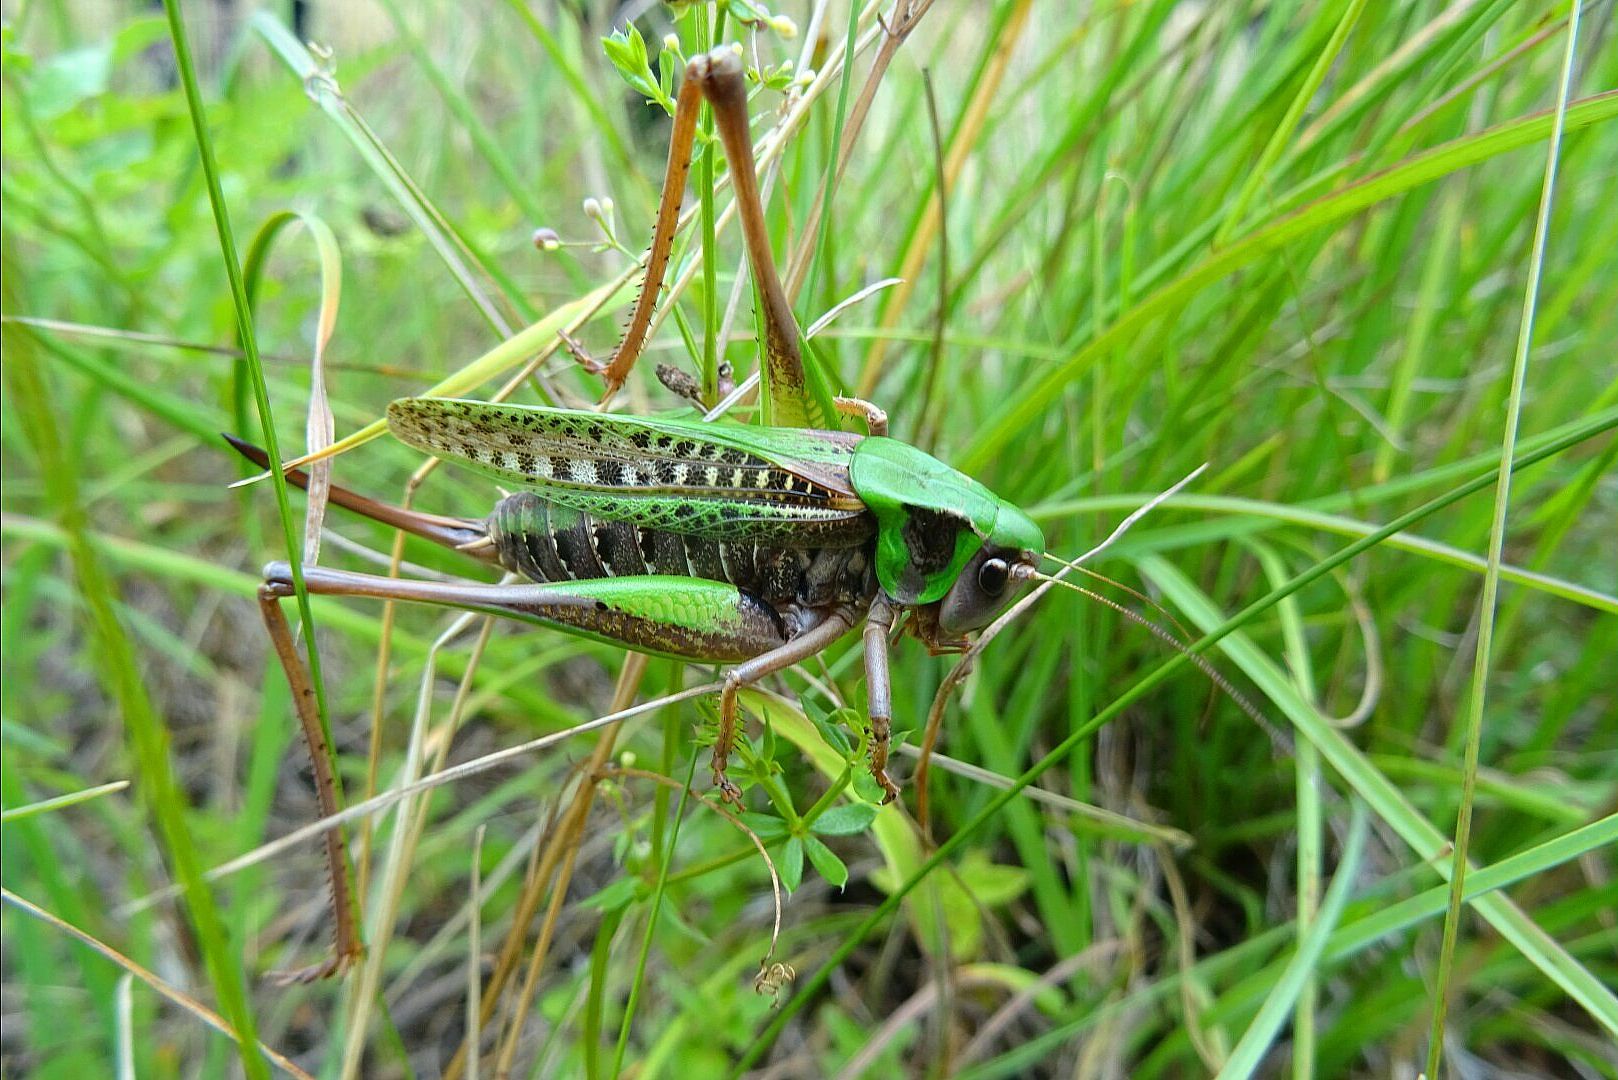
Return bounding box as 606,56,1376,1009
488,492,874,612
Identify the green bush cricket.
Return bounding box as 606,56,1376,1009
244,48,1064,979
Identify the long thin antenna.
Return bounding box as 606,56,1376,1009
1040,559,1197,646
915,463,1208,834
1046,461,1208,572
1031,572,1286,748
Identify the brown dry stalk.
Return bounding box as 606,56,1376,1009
854,0,1033,395
443,653,647,1080
354,523,410,910
783,0,942,303
854,0,1029,396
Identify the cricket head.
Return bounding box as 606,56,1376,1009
935,500,1043,636
848,437,1043,639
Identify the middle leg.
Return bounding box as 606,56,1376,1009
712,605,863,803
862,595,902,804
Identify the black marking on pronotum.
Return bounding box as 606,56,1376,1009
902,506,969,577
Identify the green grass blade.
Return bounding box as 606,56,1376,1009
1210,0,1370,247
1140,555,1618,1039
1,248,269,1080
1217,803,1369,1080
1,780,130,824
158,0,339,824
961,90,1618,471
1427,7,1586,1075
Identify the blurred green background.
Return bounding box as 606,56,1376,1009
2,1,1615,1076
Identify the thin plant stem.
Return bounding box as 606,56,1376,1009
1424,5,1584,1077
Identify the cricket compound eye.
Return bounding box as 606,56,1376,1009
978,558,1010,597
937,548,1032,636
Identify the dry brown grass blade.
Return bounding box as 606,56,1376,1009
854,0,1033,394
443,654,647,1080
1,889,316,1079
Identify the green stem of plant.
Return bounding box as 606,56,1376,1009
611,749,700,1078
1424,6,1583,1077
696,5,722,404
799,765,855,826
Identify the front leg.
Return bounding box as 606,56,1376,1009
712,606,862,804
863,595,902,804
834,396,889,437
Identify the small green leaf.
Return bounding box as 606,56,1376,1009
600,23,675,115
759,712,778,763
780,836,804,892
601,29,635,74
580,877,640,913
625,21,648,69
850,769,886,805
757,60,796,92
725,0,777,29
803,836,848,890
955,850,1030,908
809,803,878,837
810,706,856,757
658,41,676,102
739,811,788,840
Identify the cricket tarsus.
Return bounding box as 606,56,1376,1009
713,605,863,805
834,396,889,437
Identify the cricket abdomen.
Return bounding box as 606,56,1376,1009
488,492,875,615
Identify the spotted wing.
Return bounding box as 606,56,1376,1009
387,398,873,546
